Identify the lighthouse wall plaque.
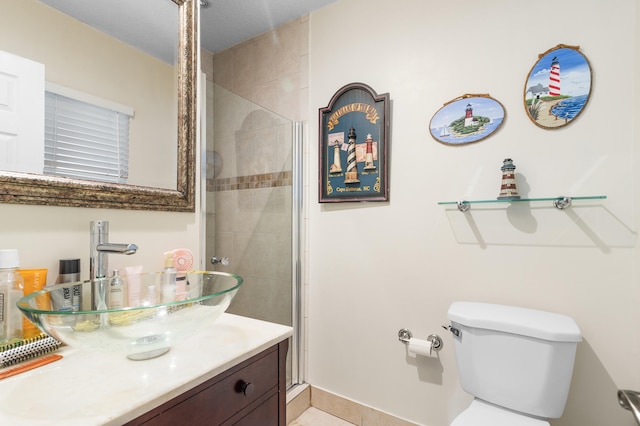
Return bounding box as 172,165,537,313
429,94,506,145
524,44,592,129
319,82,390,203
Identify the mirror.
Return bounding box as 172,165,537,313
0,0,197,211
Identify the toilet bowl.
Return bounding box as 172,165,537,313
451,399,549,426
446,302,581,426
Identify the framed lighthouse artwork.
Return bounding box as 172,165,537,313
429,94,506,145
319,82,390,203
524,44,592,129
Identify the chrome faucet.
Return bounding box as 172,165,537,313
90,221,138,309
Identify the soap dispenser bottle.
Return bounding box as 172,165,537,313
0,249,24,342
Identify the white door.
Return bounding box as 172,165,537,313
0,50,44,174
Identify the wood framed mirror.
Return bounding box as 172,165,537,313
0,0,197,212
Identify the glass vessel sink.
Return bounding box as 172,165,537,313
17,271,243,360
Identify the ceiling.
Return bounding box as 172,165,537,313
39,0,339,63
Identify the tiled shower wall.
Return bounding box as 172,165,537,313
202,16,309,326
211,16,309,122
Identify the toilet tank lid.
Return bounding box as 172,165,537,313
448,302,582,342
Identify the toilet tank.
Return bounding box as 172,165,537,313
447,302,581,419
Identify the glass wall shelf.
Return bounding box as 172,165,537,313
438,195,607,212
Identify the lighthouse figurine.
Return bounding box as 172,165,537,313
497,158,520,200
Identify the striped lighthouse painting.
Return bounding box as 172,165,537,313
524,45,591,129
548,56,561,97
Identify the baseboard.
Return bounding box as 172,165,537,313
286,383,311,424
287,384,417,426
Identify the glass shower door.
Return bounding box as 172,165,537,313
203,83,302,389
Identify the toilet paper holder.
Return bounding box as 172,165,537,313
398,328,443,352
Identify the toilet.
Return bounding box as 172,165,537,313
446,302,582,425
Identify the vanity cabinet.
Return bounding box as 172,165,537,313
126,340,289,426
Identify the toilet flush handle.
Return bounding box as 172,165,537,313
442,324,460,337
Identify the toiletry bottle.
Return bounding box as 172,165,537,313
161,251,177,303
145,285,157,306
51,259,80,311
0,249,25,342
125,265,143,306
108,270,124,309
18,268,48,338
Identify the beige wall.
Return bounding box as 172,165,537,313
0,206,201,288
0,0,176,189
308,0,639,425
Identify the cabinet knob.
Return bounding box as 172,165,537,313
236,380,255,397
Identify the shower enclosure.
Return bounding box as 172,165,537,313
203,83,304,390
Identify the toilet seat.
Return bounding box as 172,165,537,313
451,399,550,426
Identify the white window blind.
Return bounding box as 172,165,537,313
44,89,132,184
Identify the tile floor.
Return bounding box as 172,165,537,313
290,407,355,426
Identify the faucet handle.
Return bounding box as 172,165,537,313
211,256,229,266
96,243,138,254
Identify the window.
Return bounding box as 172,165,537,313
43,84,133,184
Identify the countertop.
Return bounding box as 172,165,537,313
0,313,293,425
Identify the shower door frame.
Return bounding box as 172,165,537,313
290,121,304,389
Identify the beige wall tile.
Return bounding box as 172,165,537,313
254,32,277,85
253,126,278,175
300,53,309,90
306,387,420,426
275,121,293,171
277,73,301,120
299,16,309,57
212,48,234,87
212,191,234,232
287,385,311,425
276,19,302,77
232,41,255,93
212,16,308,122
201,48,214,80
298,87,309,127
312,387,362,425
252,81,278,113
291,407,355,426
362,406,418,426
